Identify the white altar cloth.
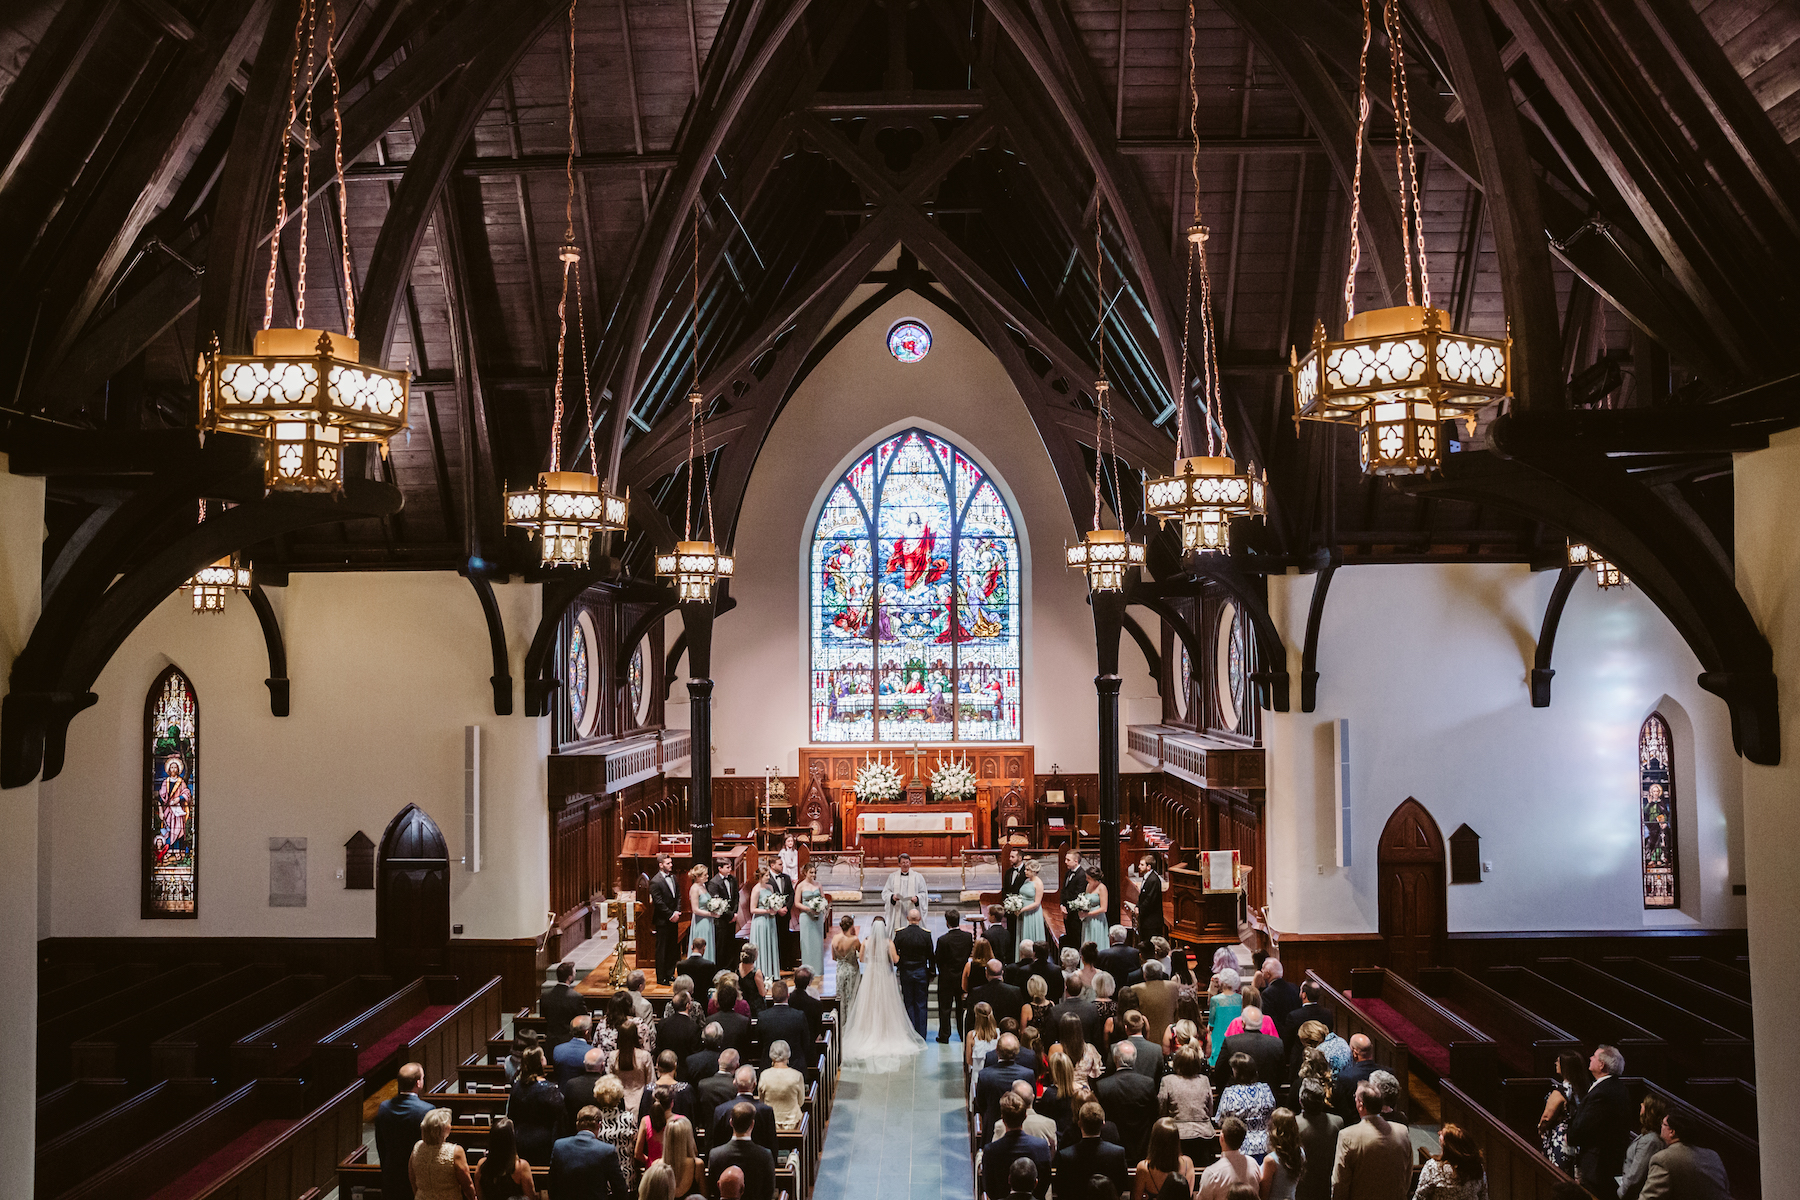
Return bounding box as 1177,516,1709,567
857,811,973,833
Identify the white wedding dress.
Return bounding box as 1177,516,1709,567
839,918,925,1073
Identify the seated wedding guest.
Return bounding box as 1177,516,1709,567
1212,1054,1275,1161
1412,1122,1486,1200
1619,1095,1668,1200
1158,1045,1218,1169
1194,1117,1257,1200
1133,1117,1196,1200
1293,1083,1340,1200
475,1117,538,1199
411,1107,477,1200
757,1040,806,1130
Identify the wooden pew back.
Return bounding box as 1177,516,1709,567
1303,971,1411,1104
1348,967,1499,1093
33,1078,218,1199
151,974,329,1082
1482,966,1669,1084
231,975,396,1079
38,963,224,1091
1439,1078,1575,1199
1663,955,1752,1002
1415,967,1583,1078
1606,958,1753,1037
1533,957,1752,1082
35,1078,134,1145
68,963,280,1083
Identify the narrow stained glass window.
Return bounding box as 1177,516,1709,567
811,429,1020,742
144,666,198,918
628,643,645,723
1640,713,1679,908
568,620,590,732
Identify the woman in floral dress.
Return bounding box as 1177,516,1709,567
1538,1052,1586,1171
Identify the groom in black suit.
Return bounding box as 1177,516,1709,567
1059,850,1089,954
1001,848,1028,944
649,853,682,985
709,858,742,968
768,862,798,972
893,907,936,1040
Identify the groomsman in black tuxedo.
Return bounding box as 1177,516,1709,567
1001,848,1028,944
768,860,798,972
1059,850,1089,954
649,853,682,985
709,858,742,968
1129,853,1165,947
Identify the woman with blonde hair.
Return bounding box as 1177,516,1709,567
409,1107,476,1200
594,1074,642,1190
638,1161,678,1200
966,1001,1000,1079
659,1115,704,1197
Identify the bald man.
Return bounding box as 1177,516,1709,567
1332,1033,1379,1124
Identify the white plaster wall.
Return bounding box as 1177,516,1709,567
41,572,550,940
1264,562,1744,934
707,290,1135,776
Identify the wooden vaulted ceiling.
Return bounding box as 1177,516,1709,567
3,0,1800,756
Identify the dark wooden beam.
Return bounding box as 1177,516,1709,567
344,151,682,181
0,0,122,197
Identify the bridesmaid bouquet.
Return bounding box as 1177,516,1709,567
702,895,730,916
801,894,828,916
1002,893,1028,915
1065,892,1102,915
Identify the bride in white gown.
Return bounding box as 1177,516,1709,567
838,916,925,1073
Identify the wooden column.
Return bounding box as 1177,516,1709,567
683,598,717,865
1094,589,1127,928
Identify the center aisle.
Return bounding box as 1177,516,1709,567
811,1042,975,1200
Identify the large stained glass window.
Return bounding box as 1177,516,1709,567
811,429,1021,742
144,666,198,918
1640,713,1679,908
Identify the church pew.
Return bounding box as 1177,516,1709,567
33,1078,220,1198
150,973,330,1082
38,963,156,1014
1415,967,1583,1078
336,1143,551,1197
68,963,280,1083
1663,955,1753,1002
40,962,100,994
1347,967,1498,1093
457,1054,508,1089
1439,1078,1575,1200
1600,956,1755,1039
230,974,396,1080
56,1077,363,1200
1482,966,1670,1085
315,978,500,1101
36,1078,134,1144
36,963,226,1092
1682,1078,1758,1142
776,1108,811,1200
1531,957,1753,1083
1304,971,1412,1105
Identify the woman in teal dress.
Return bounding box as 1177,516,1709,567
1015,860,1047,960
1080,876,1109,951
797,864,828,977
750,866,784,982
687,864,714,964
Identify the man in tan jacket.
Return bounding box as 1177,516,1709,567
1332,1082,1412,1200
1639,1111,1730,1200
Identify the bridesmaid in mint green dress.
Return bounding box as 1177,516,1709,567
750,867,784,983
1015,860,1047,960
1080,876,1109,951
797,864,828,976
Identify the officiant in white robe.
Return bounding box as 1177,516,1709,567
881,854,930,927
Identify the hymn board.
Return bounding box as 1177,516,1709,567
798,745,1034,865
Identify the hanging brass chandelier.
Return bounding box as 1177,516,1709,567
504,0,626,566
1066,210,1144,593
198,0,408,492
1568,540,1628,590
1145,3,1265,554
181,501,252,613
1289,0,1509,477
657,201,734,603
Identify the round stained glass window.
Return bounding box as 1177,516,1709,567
567,621,590,728
1175,642,1192,719
887,320,932,363
628,644,645,723
1216,602,1246,731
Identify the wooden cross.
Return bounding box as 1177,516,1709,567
905,741,927,781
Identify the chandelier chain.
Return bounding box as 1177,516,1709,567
325,0,354,336
1180,0,1197,460
293,0,319,329
1385,0,1430,308
263,0,311,331
1094,215,1105,532
1343,0,1373,321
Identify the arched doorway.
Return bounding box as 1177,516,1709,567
378,804,451,972
1377,798,1446,978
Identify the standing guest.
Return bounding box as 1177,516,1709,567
555,1015,596,1082
561,1046,606,1126
410,1107,476,1200
649,853,682,986
657,989,701,1079
1054,1099,1130,1200
509,1047,569,1167
1293,1083,1341,1200
542,962,587,1049
376,1062,436,1200
974,1034,1038,1142
1017,862,1049,961
1538,1052,1587,1172
1093,973,1121,1045
607,1023,654,1114
1039,1050,1078,1141
635,1052,693,1123
632,1086,673,1177
1294,1050,1336,1125
768,849,799,972
686,865,715,966
1093,1041,1160,1162
830,915,863,1020
685,1023,723,1087
754,979,812,1068
789,965,825,1037
1196,1117,1258,1200
1224,1003,1278,1039
503,1032,536,1085
1030,939,1067,1003
1258,1108,1303,1199
708,1103,776,1200
1206,972,1244,1067
1013,1079,1060,1151
1159,1044,1218,1169
984,1091,1055,1199
709,1065,778,1154
1060,850,1091,953
475,1117,538,1199
639,1163,679,1200
739,944,769,1015
710,981,752,1053
1122,1010,1165,1084
1258,961,1301,1036
592,1075,642,1192
695,1048,742,1135
965,937,996,998
1138,961,1181,1047
1567,1046,1633,1200
1326,1034,1378,1126
1619,1096,1668,1200
1329,1083,1410,1200
1053,1010,1104,1081
758,1040,806,1130
1279,982,1335,1052
1006,941,1038,991
548,1105,630,1200
894,905,936,1038
677,940,714,992
797,864,828,977
985,903,1016,966
1368,1072,1407,1126
708,857,742,968
1214,1008,1285,1090
597,991,658,1060
1026,974,1054,1032
969,958,1028,1043
1128,853,1166,945
1098,927,1141,986
1213,1053,1277,1160
1638,1111,1729,1200
1412,1123,1486,1200
967,1002,1001,1083
1008,1160,1046,1200
1135,1117,1197,1200
658,1115,705,1198
936,905,974,1042
1170,948,1197,988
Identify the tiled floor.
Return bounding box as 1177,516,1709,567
812,1041,976,1200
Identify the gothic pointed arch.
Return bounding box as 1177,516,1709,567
1377,798,1446,977
143,664,199,919
1639,712,1680,909
377,804,451,963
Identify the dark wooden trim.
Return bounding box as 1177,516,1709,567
246,583,290,717
1299,562,1336,713
1530,565,1583,708
466,573,514,717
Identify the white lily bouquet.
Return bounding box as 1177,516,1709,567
1065,891,1102,915
930,758,978,800
702,895,730,917
855,758,904,802
1002,893,1028,915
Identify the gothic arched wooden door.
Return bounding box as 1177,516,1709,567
1377,798,1446,978
378,804,451,971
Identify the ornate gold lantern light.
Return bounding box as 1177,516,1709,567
504,4,626,565
198,0,408,492
180,502,251,613
658,207,733,604
1066,214,1144,595
1568,540,1628,590
1145,25,1266,554
1289,0,1509,477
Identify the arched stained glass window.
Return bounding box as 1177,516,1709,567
811,429,1021,742
144,666,198,918
1640,713,1679,908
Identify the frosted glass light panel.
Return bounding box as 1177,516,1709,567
811,429,1020,742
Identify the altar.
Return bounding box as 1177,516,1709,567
855,808,975,866
800,744,1035,864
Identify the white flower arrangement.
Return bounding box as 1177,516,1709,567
1002,893,1028,915
930,758,978,800
801,894,828,916
702,895,730,917
1065,891,1102,915
855,759,904,801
